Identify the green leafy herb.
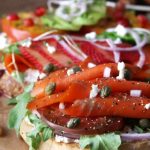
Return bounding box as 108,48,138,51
4,43,20,54
41,0,106,31
79,133,121,150
8,92,32,134
134,125,144,133
27,114,53,150
7,83,34,133
42,127,53,141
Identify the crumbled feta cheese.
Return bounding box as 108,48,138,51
0,33,9,49
144,103,150,110
115,24,128,37
88,62,96,68
59,103,65,110
85,32,96,40
103,67,111,78
39,72,47,79
114,38,122,44
89,84,99,99
130,90,142,97
20,38,32,48
67,68,74,76
116,62,125,80
55,135,79,143
45,43,56,54
24,69,40,83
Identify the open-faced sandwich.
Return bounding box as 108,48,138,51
5,23,150,150
0,1,150,150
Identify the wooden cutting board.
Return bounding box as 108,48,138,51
0,96,28,150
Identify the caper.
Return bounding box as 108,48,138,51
124,68,132,80
45,82,56,95
43,64,55,74
139,119,150,129
72,66,81,73
100,86,111,98
67,118,80,128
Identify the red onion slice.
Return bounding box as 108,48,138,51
121,133,150,142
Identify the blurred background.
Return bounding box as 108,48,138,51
0,0,150,14
0,0,47,14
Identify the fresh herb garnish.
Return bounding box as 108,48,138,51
79,133,121,150
4,43,20,54
27,114,53,150
7,83,34,133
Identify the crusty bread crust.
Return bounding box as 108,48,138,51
20,119,150,150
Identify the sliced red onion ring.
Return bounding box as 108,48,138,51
121,133,150,142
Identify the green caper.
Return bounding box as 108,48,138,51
67,118,80,128
124,68,132,80
72,66,81,73
139,119,150,129
100,86,111,98
43,63,55,74
45,82,56,95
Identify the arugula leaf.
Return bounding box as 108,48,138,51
4,43,20,54
79,133,121,150
42,0,106,31
8,92,32,134
42,127,53,141
27,114,53,150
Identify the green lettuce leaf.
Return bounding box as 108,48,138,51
42,0,106,31
79,133,121,150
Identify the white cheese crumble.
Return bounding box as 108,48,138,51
85,32,96,40
0,32,9,49
145,103,150,110
20,38,32,48
45,43,56,54
67,68,74,76
103,67,111,78
88,62,96,68
55,135,79,143
24,69,47,82
39,72,47,79
114,38,122,44
114,24,128,37
116,62,125,80
24,69,40,83
59,103,65,110
89,84,99,99
130,90,142,97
